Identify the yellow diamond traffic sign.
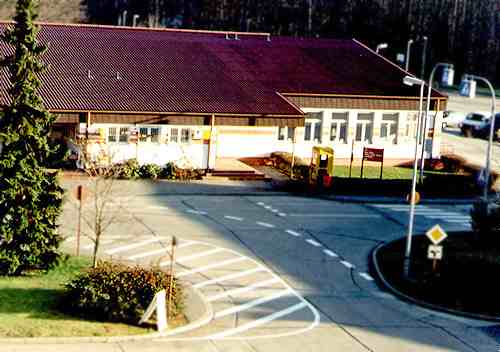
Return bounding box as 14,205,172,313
426,224,448,245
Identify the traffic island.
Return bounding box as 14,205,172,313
372,232,500,321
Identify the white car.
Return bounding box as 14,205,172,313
442,110,467,128
458,112,490,137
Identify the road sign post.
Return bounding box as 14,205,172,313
426,225,447,273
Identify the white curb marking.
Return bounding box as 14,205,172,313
323,249,338,257
305,239,322,247
213,289,293,319
256,221,275,228
208,302,308,339
207,278,280,302
285,229,302,237
224,215,244,221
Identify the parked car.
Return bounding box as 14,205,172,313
442,110,467,128
458,112,490,137
476,113,500,141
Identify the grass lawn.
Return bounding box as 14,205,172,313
0,257,153,337
333,165,413,179
376,233,500,317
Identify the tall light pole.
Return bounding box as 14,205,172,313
376,43,388,54
420,36,428,79
133,14,140,27
419,63,455,184
460,75,496,199
402,75,425,278
405,39,414,72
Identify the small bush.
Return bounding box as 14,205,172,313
471,197,500,246
140,164,162,179
159,162,177,179
118,159,141,179
270,151,309,180
60,261,183,324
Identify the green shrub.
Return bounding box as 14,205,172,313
140,164,162,179
118,159,141,179
60,261,183,324
471,197,500,246
159,162,177,179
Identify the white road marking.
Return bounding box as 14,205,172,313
288,214,379,218
148,206,170,210
426,215,469,219
84,239,113,250
193,267,264,289
257,202,265,206
208,302,308,339
170,248,225,265
443,219,470,223
176,257,248,278
278,213,287,217
106,238,159,255
128,248,168,260
264,206,272,210
305,239,322,247
207,278,281,302
271,209,279,213
323,249,338,257
256,221,275,228
213,289,293,319
340,261,355,269
186,209,208,215
359,273,374,281
285,229,302,237
224,215,244,221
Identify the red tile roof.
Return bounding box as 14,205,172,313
0,23,443,116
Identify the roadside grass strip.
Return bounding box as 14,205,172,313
359,273,374,281
207,277,281,302
323,249,338,258
176,257,248,278
193,267,265,289
224,215,244,221
256,221,275,228
285,229,302,237
305,239,322,247
340,261,355,269
105,238,160,255
208,302,309,339
213,289,293,319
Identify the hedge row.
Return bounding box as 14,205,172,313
111,159,202,180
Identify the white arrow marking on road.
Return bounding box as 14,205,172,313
193,267,264,289
323,249,338,257
176,257,248,278
213,289,293,319
305,239,322,247
340,261,355,269
256,221,275,228
207,278,280,302
224,215,244,221
105,238,159,255
208,301,308,339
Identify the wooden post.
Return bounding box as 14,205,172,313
380,155,384,180
76,185,83,256
206,114,215,173
360,148,365,178
168,236,177,319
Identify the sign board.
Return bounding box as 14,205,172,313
459,78,476,98
427,245,443,260
426,224,448,245
139,289,168,332
363,147,384,162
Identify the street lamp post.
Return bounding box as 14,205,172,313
419,63,455,184
420,36,428,79
405,39,413,72
402,75,426,278
461,75,496,198
376,43,388,54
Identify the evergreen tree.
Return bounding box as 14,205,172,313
0,0,63,275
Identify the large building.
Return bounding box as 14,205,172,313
0,22,447,169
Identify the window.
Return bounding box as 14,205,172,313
108,127,117,142
304,112,323,142
355,113,374,143
278,126,296,141
119,127,128,142
139,127,148,142
330,112,348,143
381,113,398,144
170,128,178,143
181,128,190,143
406,112,418,138
150,128,160,143
139,127,161,143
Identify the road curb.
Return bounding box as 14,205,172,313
371,240,500,323
0,284,213,344
320,195,476,205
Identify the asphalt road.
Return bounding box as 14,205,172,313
10,180,494,352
